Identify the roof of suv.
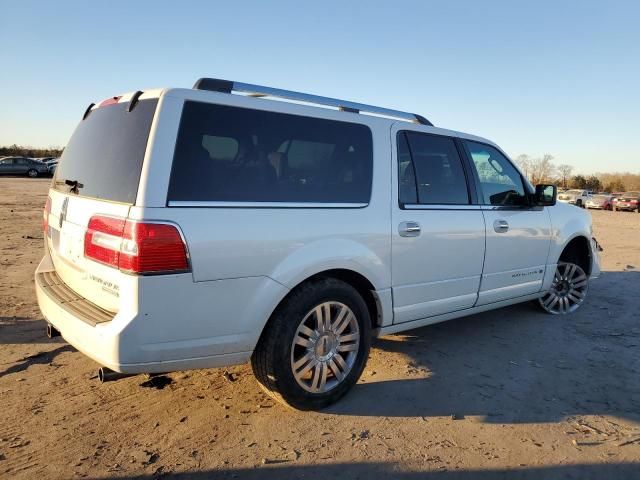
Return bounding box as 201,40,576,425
84,79,502,151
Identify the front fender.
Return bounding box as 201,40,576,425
547,202,599,276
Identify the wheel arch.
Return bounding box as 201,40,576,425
257,267,385,351
558,235,592,276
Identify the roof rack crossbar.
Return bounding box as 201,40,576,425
193,78,433,126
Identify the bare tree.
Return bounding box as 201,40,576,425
556,164,574,189
515,154,531,178
530,154,556,184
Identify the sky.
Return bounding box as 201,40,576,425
1,0,638,174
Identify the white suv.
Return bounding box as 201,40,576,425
558,189,591,208
36,79,601,409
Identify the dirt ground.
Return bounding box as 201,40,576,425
1,177,639,479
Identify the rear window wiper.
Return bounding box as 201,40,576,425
56,179,84,194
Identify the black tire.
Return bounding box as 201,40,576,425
27,169,39,178
251,277,371,410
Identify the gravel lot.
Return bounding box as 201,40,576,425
1,177,639,479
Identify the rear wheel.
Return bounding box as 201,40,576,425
27,169,38,178
576,199,583,208
538,262,588,314
251,277,371,410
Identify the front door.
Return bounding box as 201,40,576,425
391,128,486,324
462,140,552,305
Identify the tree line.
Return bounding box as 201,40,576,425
0,144,63,159
515,154,640,192
2,143,638,192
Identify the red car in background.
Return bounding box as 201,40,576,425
614,191,640,212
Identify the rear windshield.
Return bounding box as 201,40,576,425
168,101,373,204
53,99,158,204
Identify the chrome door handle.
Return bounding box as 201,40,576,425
493,219,509,233
399,221,421,237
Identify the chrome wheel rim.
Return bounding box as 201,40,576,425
28,169,37,177
290,301,360,393
539,262,588,314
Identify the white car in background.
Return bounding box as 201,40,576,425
558,189,591,208
35,78,601,410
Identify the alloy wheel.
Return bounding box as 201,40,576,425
539,262,588,314
290,301,360,393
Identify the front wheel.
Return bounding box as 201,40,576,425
27,169,39,178
251,277,371,410
538,262,589,314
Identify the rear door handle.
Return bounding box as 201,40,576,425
399,221,421,237
493,219,509,233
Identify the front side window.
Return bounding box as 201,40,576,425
168,102,373,204
397,131,469,205
465,141,527,206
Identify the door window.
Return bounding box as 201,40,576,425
397,131,469,205
465,141,527,206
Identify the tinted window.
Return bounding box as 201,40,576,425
465,141,527,206
397,133,417,205
398,131,469,205
53,99,158,203
168,102,373,203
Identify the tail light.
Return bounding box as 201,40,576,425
84,215,190,274
43,197,51,233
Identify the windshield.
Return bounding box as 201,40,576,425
53,99,158,204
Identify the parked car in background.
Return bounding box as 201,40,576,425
36,78,601,409
586,194,614,210
44,158,59,175
614,191,640,212
0,156,50,177
557,189,591,208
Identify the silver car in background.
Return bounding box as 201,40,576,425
586,194,614,210
0,156,50,177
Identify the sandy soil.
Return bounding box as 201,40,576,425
1,177,639,479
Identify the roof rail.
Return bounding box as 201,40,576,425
193,78,433,126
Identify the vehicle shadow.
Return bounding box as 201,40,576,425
328,271,640,424
94,462,640,480
0,317,64,344
0,343,75,379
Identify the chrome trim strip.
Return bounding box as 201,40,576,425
402,204,482,211
167,201,368,208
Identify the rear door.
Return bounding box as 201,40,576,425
391,127,486,323
46,97,158,312
15,158,29,174
462,140,551,305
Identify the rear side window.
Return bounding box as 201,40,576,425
168,102,373,204
53,99,158,204
465,140,527,206
397,131,469,205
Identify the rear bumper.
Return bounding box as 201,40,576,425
35,253,287,374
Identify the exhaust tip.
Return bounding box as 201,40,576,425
46,323,60,339
98,367,135,383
